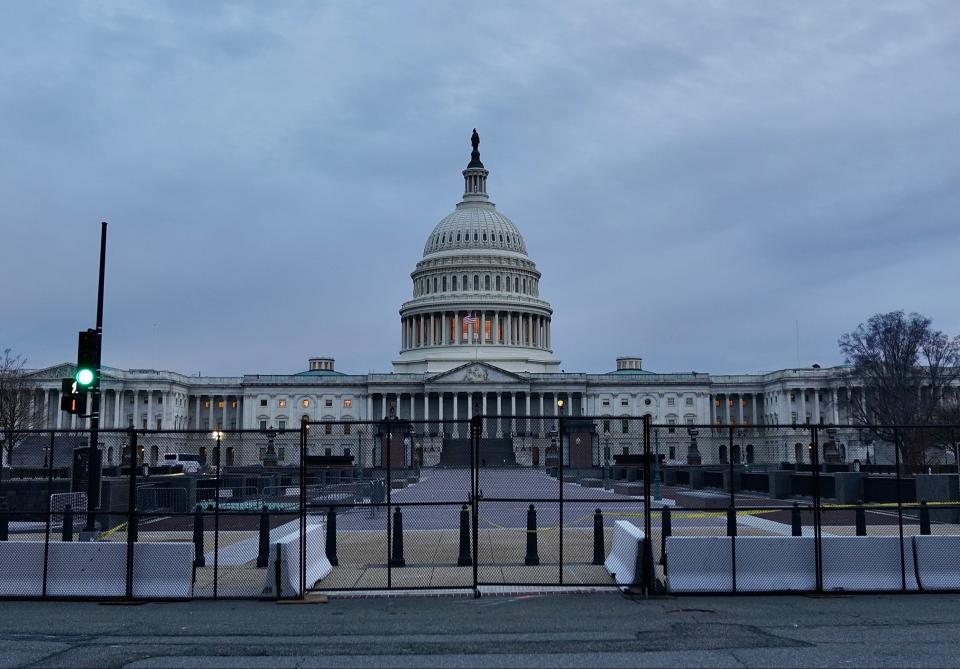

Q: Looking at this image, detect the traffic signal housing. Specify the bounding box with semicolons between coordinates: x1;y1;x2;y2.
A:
75;329;99;388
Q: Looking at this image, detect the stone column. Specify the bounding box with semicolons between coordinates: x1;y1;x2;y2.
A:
737;394;744;426
423;392;429;422
222;396;229;430
55;390;62;429
134;391;140;429
430;313;436;346
453;393;459;437
832;388;839;425
115;390;122;428
800;389;807;424
752;394;759;426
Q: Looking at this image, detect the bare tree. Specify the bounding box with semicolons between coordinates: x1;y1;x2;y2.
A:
839;311;960;464
0;348;43;468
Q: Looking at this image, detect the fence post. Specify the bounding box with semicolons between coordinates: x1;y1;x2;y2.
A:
524;504;540;566
593;509;605;566
212;432;222;599
726;506;737;537
62;504;73;542
0;497;7;541
641;415;654;595
125;430;138;600
300;417;308;598
390;506;405;567
470;415;481;597
855;500;867;536
325;505;338;566
727;425;736;593
791;502;802;536
810;426;823;593
458;504;472;566
257;505;270;568
893;427;907;592
919;500;931;536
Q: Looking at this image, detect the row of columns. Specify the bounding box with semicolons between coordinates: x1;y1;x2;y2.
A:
401;310;550;350
712;387;863;427
30;388;193;430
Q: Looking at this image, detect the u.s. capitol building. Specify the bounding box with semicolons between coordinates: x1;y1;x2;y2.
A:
26;131;869;465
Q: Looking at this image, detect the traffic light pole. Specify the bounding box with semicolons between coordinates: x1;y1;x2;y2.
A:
84;222;107;533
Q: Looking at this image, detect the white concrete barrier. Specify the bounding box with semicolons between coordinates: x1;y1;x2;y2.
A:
262;523;331;597
0;541;194;598
604;520;645;589
132;543;195;598
821;536;918;591
913;535;960;591
734;537;816;592
0;542;45;596
665;537;732;593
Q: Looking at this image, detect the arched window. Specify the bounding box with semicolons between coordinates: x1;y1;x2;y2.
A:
505;276;511;292
719;445;727;464
474;275;479;290
515;277;520;292
522;278;527;293
795;443;803;463
442;276;447;291
474;231;478;241
452;275;458;291
482;232;487;241
485;275;491;290
495;275;501;291
433;277;438;292
746;444;755;464
150;445;159;466
456;233;461;242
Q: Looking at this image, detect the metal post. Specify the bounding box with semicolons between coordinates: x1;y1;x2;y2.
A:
326;505;338;566
919;500;931;535
653;427;661;501
811;426;823;593
42;431;55;597
125;430;138;599
641;415;653;595
85;221;107;532
386;420;392;589
300;418;308;597
458;504;472;566
855;500;867;536
893;427;906;592
257;505;270;568
471;415;480;596
558;404;564;585
212;432;221;598
390;506;405;567
791;502;802;537
728;425;736;593
660;506;672;565
192;504;205;568
524;504;539;565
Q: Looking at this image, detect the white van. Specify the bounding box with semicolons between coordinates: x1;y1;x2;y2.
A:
163;453;202;473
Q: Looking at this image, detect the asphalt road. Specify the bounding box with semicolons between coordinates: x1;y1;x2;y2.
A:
3;593;960;668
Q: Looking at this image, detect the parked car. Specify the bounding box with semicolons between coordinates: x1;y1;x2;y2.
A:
162;453;201;473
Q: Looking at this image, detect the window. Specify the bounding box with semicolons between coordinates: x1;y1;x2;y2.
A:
621;419;629;434
452;275;458;291
484;275;490;290
278;420;286;432
514;277;520;291
473;275;479;290
260;399;267;407
325;399;333;407
433;277;438;292
278;399;287;408
343;399;353;409
495;275;501;291
325;423;332;434
259;420;267;430
442;276;447;292
728;399;734;408
667;397;675;406
686;397;694;406
231;400;238;408
156;418;161;430
203;400;210;409
621;400;629;407
669;446;676;459
714;398;720;407
344;422;351;435
601;399;610;407
603;420;610;433
302;399;310;408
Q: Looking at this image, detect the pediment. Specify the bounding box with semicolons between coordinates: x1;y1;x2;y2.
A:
26;363;75;380
426;362;526;385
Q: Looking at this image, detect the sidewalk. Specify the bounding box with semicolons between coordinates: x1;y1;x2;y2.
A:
4;592;960;668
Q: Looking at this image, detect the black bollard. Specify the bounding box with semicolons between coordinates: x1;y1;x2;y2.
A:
524;504;540;566
326;506;338;566
855;500;867;536
726;506;736;537
660;506;672;565
791;502;802;537
457;504;472;566
256;505;270;568
0;497;8;542
129;509;138;543
593;509;605;566
62;504;74;542
193;504;205;567
920;500;931;536
390;507;405;567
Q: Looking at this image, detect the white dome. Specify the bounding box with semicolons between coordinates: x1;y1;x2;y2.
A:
423;202;527;257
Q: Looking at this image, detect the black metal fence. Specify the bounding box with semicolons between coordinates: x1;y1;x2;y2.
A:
1;419;959;599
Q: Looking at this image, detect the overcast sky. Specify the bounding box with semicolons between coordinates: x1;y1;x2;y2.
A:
2;1;959;377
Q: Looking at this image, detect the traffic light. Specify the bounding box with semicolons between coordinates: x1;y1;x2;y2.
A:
75;329;99;388
60;378;87;415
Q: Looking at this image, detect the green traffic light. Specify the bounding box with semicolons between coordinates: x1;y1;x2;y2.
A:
76;368;95;387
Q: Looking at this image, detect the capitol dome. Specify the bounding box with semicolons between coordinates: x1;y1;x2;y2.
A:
393;130;560;374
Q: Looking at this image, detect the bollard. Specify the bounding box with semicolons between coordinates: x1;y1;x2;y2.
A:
726;506;736;537
457;504;472;566
390;507;405;567
524;504;540;566
659;506;672;565
129;510;138;543
62;504;74;542
855;500;867;536
920;500;931;536
0;497;8;542
592;509;605;566
256;505;270;568
791;502;802;537
326;506;339;566
193;504;205;568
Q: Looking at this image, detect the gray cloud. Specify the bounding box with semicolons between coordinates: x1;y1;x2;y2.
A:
2;1;958;376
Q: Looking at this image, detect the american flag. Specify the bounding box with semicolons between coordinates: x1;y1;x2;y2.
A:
462;313;478;326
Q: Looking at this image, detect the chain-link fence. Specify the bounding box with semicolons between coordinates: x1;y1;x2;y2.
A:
1;421;959;599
